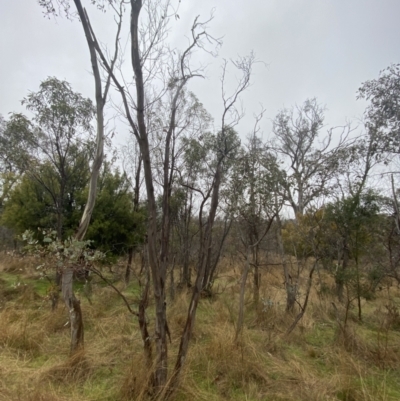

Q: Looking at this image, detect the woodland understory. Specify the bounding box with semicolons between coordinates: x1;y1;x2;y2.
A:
1;0;400;400
1;252;400;401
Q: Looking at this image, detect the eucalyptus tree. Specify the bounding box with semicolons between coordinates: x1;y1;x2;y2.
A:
1;151;89;237
2;77;98;352
324;191;383;320
227;127;280;339
358;64;400;158
192;127;241;294
90;4;253;392
272;98;350;217
227;122;281;305
120;137;143;285
382;176;400;284
38;0;121;353
318;66;400;304
4;78;95;241
331;125;385;304
0;113;33;175
0;114;34;211
352;65;400;300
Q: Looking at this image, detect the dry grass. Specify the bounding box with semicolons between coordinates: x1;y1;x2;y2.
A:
1;256;400;400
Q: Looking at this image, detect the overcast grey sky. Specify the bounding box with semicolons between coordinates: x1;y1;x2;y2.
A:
1;0;400;141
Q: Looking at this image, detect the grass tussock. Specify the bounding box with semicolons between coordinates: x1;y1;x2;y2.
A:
40;351;92;384
1;256;400;400
0;307;45;356
120;354;157;401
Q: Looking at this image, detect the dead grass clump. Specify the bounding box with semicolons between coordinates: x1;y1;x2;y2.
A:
18;391;66;401
264;275;284;291
186;324;270;398
364;306;400;369
334;324;366;354
18;283;43;305
0;286;22;304
0;283;42;308
41;308;70;334
329;352;393;401
167;291;190;334
254;302;294;338
40;350;92;384
309;298;332;324
0;308;44;355
120;354;155;401
383;301;400;330
91;286;127;316
2;258;29;273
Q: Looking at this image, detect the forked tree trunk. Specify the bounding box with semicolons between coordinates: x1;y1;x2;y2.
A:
59;0;117;354
286;261;316;335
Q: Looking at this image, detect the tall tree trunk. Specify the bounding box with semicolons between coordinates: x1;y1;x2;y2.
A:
125;247;134;286
129;0;169;386
236;246;250;341
253;246;260;305
203;217;232;294
335;241;349;303
61;268;84;354
138;245;153;369
60;0;118;354
139;137;168;388
169;256;175;301
181;192;193;288
276;212;296;312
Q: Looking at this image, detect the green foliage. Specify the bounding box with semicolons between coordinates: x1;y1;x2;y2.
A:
1;171;57;234
1;155;90;238
324;190;384;258
1;164;146;256
317;191;389;304
282;209;326;259
358;64;400;155
21;228;104;275
228;134;282;218
0;77;147;257
82;165;147;255
0;113;35;173
22;77;94;136
0;77;95;241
